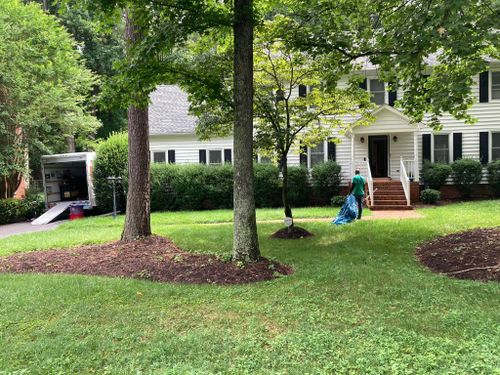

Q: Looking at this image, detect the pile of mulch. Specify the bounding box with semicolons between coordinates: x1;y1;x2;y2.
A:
416;227;499;282
0;236;293;285
271;226;313;239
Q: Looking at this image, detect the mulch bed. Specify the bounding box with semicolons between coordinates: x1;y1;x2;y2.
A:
271;226;313;239
0;236;293;285
416;227;500;282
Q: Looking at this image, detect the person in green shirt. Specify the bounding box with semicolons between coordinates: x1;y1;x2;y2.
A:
349;169;366;219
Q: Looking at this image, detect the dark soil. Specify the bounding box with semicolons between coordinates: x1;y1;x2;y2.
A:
416;227;500;282
0;236;293;285
271;226;313;239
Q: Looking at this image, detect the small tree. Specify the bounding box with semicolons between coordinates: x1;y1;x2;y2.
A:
250;25;373;229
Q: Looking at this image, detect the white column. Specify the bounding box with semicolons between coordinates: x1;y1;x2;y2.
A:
413;131;420;182
350;133;355;179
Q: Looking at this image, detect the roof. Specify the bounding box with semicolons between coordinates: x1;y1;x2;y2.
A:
149;85;197;135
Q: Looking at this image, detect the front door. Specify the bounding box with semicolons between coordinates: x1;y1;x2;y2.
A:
368;135;388;177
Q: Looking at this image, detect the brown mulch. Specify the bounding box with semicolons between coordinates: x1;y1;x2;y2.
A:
0;236;293;285
416;227;500;282
271;226;313;239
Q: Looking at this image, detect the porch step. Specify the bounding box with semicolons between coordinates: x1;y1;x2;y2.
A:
373;199;408;205
370;205;413;211
374;195;406;200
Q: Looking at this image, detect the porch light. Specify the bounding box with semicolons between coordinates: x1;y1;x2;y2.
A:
393;136;398;142
360;137;365;143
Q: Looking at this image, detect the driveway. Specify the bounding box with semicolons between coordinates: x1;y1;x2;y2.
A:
0;221;64;239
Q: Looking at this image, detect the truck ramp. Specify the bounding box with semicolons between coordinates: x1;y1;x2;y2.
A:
31;201;74;225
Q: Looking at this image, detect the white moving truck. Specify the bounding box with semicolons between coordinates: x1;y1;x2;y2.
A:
32;152;96;225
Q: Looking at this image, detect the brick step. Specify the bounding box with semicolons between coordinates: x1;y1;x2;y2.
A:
370;205;413;211
375;190;405;195
373;199;408;205
374;195;407;200
373;182;403;186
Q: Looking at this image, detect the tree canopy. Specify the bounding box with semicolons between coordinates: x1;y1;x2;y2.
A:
0;0;100;197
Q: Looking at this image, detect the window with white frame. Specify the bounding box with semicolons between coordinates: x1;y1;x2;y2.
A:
310;142;325;167
434;134;449;164
153;151;166;163
369;79;385;105
492;71;500;100
208;150;222;165
492;132;500;160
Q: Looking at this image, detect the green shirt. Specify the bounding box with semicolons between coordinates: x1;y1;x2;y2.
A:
352;175;365;196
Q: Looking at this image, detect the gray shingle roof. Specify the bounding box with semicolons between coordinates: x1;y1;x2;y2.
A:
149;85;197;135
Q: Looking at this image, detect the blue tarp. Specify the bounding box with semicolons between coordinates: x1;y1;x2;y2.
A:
332;194;358;225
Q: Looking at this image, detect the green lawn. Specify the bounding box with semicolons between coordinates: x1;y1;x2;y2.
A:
0;201;499;374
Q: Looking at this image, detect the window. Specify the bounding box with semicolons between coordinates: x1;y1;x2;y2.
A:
492;133;500;160
310;142;325;167
208;150;222;164
434;134;449;164
369;79;385;105
153;151;166;163
492;72;500;100
258;156;272;164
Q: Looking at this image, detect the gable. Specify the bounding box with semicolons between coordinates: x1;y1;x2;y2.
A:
355;105;418;134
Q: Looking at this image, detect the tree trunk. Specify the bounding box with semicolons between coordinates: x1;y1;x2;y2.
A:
66;136;75;153
281;154;293;221
121;9;152;241
232;0;260;262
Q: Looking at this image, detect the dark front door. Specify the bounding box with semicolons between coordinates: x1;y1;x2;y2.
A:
369;136;389;177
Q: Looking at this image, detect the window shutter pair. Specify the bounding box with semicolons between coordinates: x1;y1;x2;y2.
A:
359;79;367;91
388;82;397;107
422;134;431;162
298;84;307;98
199;150;207;164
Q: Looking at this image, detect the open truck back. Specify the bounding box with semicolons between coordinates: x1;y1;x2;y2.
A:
32;152;96;225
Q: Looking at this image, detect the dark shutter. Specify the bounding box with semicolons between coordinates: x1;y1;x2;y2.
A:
298;84;307;98
359;78;367;90
167;150;175;164
199;149;207;164
388;85;397;107
452;133;462;161
224;149;232;164
479;132;489;165
299;142;308;166
422;134;431;162
327;139;336;161
479;71;489;103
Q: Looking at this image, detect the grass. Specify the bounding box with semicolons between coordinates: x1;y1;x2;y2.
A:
0;201;499;374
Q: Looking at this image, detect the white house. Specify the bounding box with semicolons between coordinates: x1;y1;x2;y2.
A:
148;64;500;209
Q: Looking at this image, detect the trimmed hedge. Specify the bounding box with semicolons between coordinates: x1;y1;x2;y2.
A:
287;166;309;207
420;189;440;204
487;160;500;197
0;195;45;225
451;158;483;198
311;161;342;204
93;132;128;212
421;162;452;189
254;163;281;208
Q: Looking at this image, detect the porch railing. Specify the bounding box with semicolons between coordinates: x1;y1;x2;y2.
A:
365;158;374;207
402;159;416;181
399;157;411;206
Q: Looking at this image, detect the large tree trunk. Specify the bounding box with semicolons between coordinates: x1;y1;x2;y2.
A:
121;9;152;241
232;0;260;262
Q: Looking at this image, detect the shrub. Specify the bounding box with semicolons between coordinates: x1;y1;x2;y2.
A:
487;160;500;197
0;195;44;225
451;158;483;198
311;161;342;204
421;162;452;189
93;132;128;212
253;163;280;208
150;164;178;211
420;189;441;204
286;166;309;207
331;195;346;207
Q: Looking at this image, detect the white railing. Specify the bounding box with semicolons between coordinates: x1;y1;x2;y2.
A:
400;157;411;206
366;158;374;207
402;159;416;181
